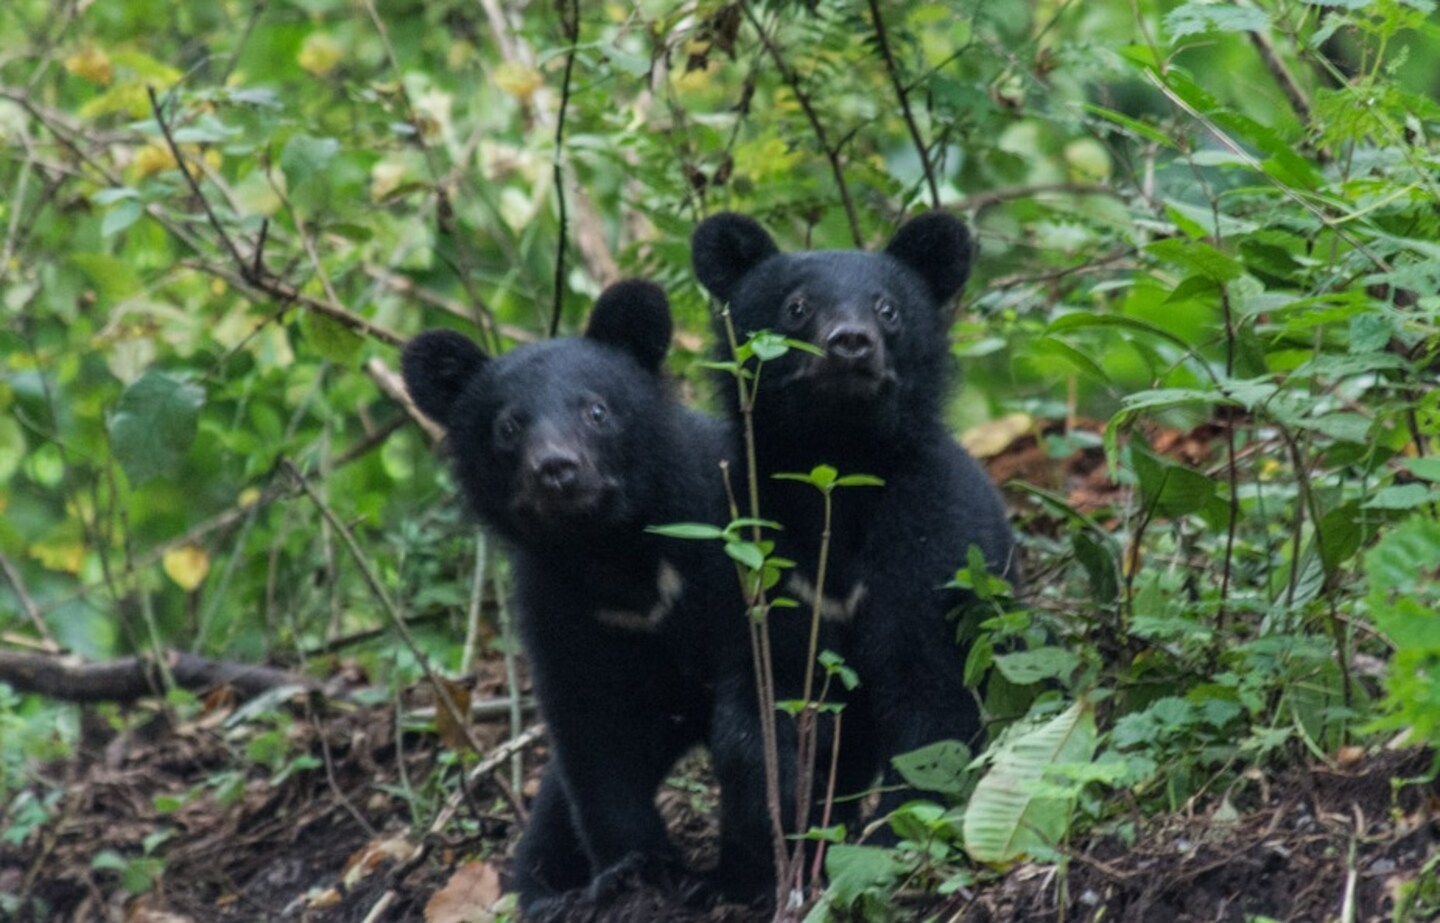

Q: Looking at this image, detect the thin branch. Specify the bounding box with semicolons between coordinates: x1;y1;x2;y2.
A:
741;1;863;247
549;0;580;338
147;86;254;277
187;258;406;347
0;552;57;651
865;0;939;207
361;264;534;344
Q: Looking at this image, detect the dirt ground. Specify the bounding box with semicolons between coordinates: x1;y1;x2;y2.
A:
1;690;1435;923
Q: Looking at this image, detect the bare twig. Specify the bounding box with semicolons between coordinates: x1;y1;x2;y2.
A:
549;0;581;338
0;552;57;651
147;86;255;277
365;357;445;443
865;0;939;207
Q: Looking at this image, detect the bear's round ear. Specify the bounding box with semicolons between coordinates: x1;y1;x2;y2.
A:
691;212;780;305
401;330;488;425
585;279;673;374
884;212;975;305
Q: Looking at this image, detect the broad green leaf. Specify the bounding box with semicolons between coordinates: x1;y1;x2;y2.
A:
1146;238;1243;282
725;540;765;571
1165;3;1269;39
892;740;972;795
1132;447;1216;518
279;134;340;189
1362;484;1439;510
109;369;205;484
964;700;1097;865
299;311;363;364
101;199;144;238
994;648;1081;685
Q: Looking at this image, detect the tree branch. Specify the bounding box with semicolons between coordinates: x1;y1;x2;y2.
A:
550;0;580;338
865;0;939;207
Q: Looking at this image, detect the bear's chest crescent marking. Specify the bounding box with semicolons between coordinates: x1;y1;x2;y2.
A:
592;560;685;633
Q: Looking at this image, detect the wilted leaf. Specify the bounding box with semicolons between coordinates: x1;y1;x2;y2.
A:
434;677;473;753
163;545;210;592
426;861;502;923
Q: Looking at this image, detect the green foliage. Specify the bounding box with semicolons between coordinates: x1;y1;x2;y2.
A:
963;700;1098;865
1364;515;1440;746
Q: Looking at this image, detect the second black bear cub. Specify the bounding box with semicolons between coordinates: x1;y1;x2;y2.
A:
692;212;1018;888
402;282;733;917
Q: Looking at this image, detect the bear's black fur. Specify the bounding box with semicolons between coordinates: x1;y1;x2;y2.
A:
692;212;1019;894
402;281;737;918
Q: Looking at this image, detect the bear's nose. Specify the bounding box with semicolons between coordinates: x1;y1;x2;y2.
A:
825;324;877;361
534;453;580;491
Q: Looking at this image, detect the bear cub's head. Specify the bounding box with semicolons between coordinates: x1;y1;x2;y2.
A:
692;211;973;426
402;281;675;546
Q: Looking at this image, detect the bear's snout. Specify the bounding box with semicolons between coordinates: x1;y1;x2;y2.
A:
825;322;877;362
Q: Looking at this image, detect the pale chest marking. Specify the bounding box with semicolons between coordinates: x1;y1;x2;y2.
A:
785;572;867;623
593;560;684;632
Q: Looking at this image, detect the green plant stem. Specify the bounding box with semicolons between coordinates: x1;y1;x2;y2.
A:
719;308;791;904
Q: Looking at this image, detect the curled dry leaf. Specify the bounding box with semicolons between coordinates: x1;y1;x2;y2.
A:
425;861;503;923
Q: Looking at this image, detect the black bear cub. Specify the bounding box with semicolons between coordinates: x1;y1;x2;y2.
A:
402;281;734;918
692;212;1019;891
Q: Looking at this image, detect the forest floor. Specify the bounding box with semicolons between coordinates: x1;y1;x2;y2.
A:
2;672;1435;923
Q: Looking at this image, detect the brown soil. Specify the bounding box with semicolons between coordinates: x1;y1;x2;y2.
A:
3;692;1435;923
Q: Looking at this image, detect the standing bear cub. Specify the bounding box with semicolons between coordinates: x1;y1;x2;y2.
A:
402;281;734;919
692;211;1019;889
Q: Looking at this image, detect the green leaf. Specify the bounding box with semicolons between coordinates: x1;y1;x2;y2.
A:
646;522;727;540
725;540;765;571
70;253;142;303
1132;447;1216;518
109;369;205;484
963;700;1098;865
891;740;972;795
1146;238;1243;282
818;845;910;913
101;199;144;238
279;134;340;189
299;311;363;364
834;474;885;488
994;648;1081;685
1083;103;1177;148
1165;3;1269;39
1362;484;1438;510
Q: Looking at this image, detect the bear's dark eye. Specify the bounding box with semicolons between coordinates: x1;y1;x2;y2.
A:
784;294;811;323
495;414;521;448
874;297;899;326
584;400;609;427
